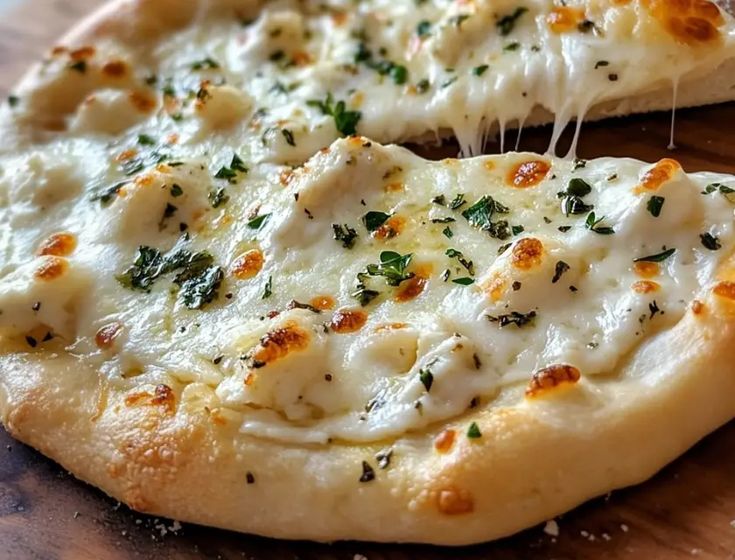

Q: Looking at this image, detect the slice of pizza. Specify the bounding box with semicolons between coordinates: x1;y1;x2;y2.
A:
2;0;735;158
2;133;735;544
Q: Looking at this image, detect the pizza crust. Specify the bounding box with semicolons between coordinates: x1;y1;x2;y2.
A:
3;283;735;544
3;0;735;546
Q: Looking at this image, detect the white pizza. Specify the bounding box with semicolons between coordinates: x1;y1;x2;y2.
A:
1;0;735;546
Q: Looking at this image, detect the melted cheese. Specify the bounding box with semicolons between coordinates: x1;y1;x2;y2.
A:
1;0;735;445
3;0;734;158
2;135;735;444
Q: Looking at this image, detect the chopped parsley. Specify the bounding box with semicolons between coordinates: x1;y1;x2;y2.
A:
416;78;431;93
552;260;570;283
445;248;474;275
472;64;489;76
416;20;432;38
442;226;453;238
68;60;87;73
702;182;735;203
461;195;511;240
7;95;19;107
419;368;434;391
467;422;482;439
503;42;521;52
452;277;474;285
137;134;156;146
362;211;391;232
352;277;380;306
190;57;220;70
496;7;527;36
647;195;665;217
487;310;537;328
170;184;183;197
584;212;614;235
307;93;361;136
332;223;358;248
90;181;126;206
558;178;594;216
365;251;414;286
116;236;223;309
700;232;721;251
247;213;271;230
359;461;375;483
262;275;273;299
208;187;229;208
214;154;248;183
281;128;296;146
633;248;675;263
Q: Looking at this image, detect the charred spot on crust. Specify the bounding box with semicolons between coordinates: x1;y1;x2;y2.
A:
34;256;68;281
507;160;551;188
37;232;77;257
250;321;310;366
526;364;581;397
330;309;368;334
436;486;474;515
511;238;544;270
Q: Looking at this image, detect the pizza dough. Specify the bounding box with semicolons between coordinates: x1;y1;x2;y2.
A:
2;0;735;546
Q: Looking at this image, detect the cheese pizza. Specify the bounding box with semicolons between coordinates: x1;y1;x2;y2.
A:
2;0;735;546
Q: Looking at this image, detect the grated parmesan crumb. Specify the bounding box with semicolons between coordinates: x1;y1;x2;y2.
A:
543;520;559;537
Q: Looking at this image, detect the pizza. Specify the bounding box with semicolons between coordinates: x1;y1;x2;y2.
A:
2;0;735;547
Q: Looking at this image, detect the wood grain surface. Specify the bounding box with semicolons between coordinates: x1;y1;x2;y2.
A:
2;1;735;559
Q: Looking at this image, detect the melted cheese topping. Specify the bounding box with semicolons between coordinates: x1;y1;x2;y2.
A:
1;0;735;445
2;0;734;157
2;134;735;443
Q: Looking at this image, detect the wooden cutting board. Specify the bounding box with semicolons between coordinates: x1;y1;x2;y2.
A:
2;1;735;558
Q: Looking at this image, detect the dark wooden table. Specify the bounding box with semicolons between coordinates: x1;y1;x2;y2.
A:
2;1;735;558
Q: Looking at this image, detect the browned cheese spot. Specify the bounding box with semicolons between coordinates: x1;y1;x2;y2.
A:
546;6;586;33
644;0;723;45
633;261;660;278
128;90;156;113
251;321;310;365
330;309;368;334
101;60;128;77
511;238;544;270
231;249;264;280
34;256;68;281
713;281;735;300
434;429;456;454
37;232;77;257
633;158;681;193
691;299;705;315
95;322;123;350
632;280;660;293
526;364;581;397
507;160;551;188
310;295;335;311
436;486;474;515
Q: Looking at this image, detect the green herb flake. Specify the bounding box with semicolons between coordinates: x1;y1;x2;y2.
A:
262;275;273;299
365;251;414;286
333;224;358;249
503;42;521;52
208;187;229;208
452;277;474;286
647;195;665;217
442;226;453;238
446;248;474;275
137;134;156;146
191;57;220;70
487;310;537;328
362;211;391;232
416;78;431;93
416;20;432;38
91;181;126;206
497;7;527;36
68;60;87;73
551;261;570;283
307;93;361;136
170;184;183;197
584;212;614;235
702;182;735;203
467;422;482;439
247;213;271;230
700;232;721;251
419;368;434;392
633;248;676;263
472;64;489;76
7;95;19;107
281;128;296;146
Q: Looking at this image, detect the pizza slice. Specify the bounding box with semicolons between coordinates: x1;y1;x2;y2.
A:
3;0;735;159
2;134;735;544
